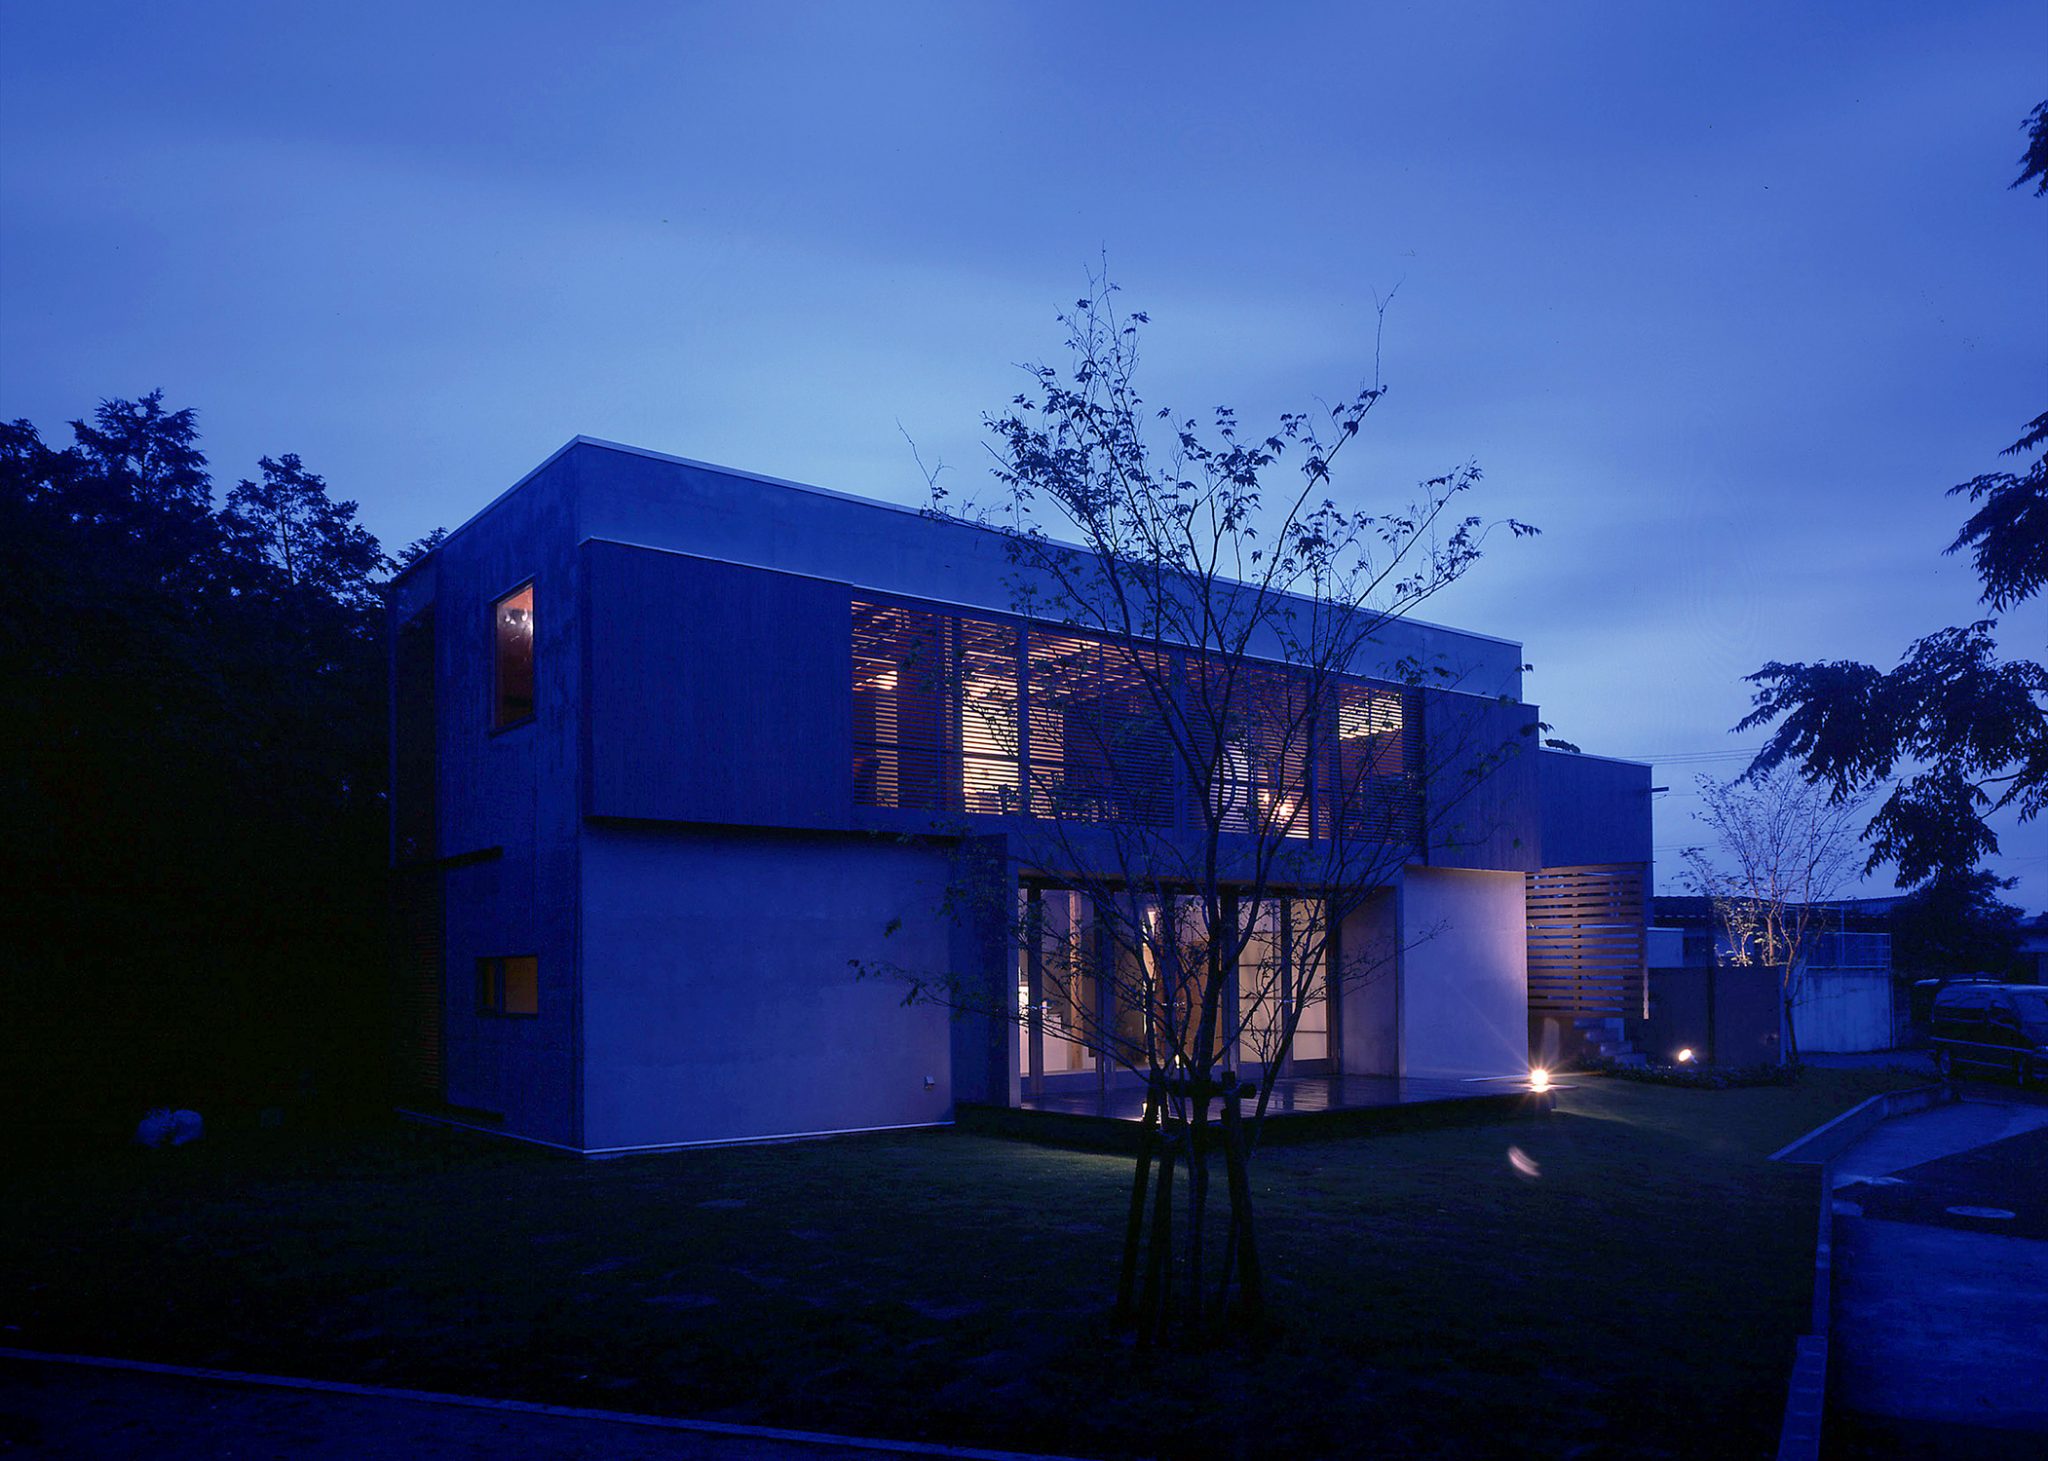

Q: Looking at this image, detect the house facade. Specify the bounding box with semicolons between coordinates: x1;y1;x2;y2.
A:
389;438;1651;1153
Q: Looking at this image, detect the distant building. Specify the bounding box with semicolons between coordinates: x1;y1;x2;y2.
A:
388;438;1651;1152
1646;896;1895;1060
2019;914;2048;983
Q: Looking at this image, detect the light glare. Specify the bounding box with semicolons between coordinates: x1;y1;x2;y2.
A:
1528;1067;1551;1093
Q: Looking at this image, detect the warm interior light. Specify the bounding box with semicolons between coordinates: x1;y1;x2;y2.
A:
1528;1067;1551;1093
1676;1047;1696;1064
1338;695;1403;740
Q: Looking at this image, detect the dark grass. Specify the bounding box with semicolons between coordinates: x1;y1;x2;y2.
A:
0;1070;1921;1459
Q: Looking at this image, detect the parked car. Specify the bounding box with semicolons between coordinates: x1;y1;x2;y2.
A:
1930;983;2048;1085
1907;974;2003;1032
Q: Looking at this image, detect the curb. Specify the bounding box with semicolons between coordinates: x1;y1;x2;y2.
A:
1766;1081;1953;1461
0;1347;1086;1461
1767;1081;1953;1166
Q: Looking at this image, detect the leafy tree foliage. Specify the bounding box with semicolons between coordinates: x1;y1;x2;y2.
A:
396;525;448;571
1739;102;2048;888
1887;868;2026;981
221;453;387;611
2014;99;2048;198
1;395;401;1130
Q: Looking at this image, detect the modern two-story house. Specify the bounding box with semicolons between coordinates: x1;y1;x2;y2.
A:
389;437;1651;1153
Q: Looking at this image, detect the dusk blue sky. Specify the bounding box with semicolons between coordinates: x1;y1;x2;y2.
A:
4;1;2043;907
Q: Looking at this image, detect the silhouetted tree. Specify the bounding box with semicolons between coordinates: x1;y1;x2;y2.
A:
1888;869;2026;981
872;278;1536;1344
397;526;448;571
221;453;388;611
2013;100;2048;198
1;395;394;1132
1739;102;2048;887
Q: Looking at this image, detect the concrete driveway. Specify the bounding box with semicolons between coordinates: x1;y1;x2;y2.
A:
1827;1090;2048;1458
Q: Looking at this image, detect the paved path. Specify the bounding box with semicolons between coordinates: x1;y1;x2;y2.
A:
1828;1093;2048;1458
0;1351;1063;1461
1804;1051;1939;1076
1829;1097;2048;1196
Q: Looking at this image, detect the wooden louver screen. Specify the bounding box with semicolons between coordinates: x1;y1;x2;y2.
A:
1525;863;1647;1017
1029;629;1175;827
1192;658;1312;837
853;601;1022;815
1326;683;1420;846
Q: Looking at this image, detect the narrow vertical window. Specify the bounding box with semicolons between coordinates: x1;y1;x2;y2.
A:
475;955;539;1017
493;583;535;728
501;956;539;1016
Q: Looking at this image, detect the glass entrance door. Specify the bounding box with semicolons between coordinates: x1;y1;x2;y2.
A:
1236;897;1332;1076
1019;885;1335;1092
1019;886;1101;1092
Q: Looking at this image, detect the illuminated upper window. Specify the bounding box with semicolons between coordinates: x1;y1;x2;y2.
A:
849;595;1417;844
493;583;534;728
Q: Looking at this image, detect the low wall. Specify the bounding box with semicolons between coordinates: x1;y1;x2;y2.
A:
1768;1082;1954;1461
1793;971;1893;1054
1640;964;1779;1066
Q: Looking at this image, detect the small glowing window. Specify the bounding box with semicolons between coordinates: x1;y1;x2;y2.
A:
493;583;535;728
476;955;539;1017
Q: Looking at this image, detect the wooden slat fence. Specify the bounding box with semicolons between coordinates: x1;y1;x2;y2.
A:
1526;863;1647;1018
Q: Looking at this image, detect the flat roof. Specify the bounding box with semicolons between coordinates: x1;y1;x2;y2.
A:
420;435;1524;653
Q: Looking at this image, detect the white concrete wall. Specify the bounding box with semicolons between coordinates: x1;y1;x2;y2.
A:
1794;969;1894;1053
579;824;960;1150
1399;867;1530;1079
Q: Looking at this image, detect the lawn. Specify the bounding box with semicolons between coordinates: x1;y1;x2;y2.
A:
0;1069;1922;1459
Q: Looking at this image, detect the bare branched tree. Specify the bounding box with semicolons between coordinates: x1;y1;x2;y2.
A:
1679;770;1866;1065
865;276;1537;1345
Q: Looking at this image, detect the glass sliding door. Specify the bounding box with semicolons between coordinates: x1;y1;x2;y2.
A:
1020;883;1336;1092
1237;899;1283;1073
1287;898;1331;1068
1141;895;1214;1075
1019;884;1101;1092
1038;889;1098;1078
1232;897;1333;1075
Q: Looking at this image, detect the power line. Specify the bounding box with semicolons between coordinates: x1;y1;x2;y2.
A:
1621;746;1768;766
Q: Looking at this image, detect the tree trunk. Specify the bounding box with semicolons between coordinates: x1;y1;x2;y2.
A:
1218;1082;1263;1325
1115;1077;1163;1326
1138;1123;1178;1349
1185;1103;1210;1332
1780;962;1802;1065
